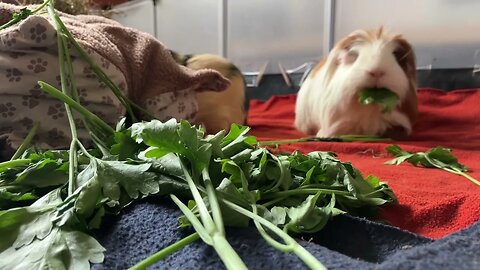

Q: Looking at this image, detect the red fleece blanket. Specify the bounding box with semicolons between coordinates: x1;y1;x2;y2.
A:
247;88;480;239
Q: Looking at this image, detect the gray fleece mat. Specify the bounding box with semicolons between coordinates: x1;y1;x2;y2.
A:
91;198;480;269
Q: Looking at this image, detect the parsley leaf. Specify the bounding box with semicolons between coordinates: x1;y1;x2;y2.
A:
0;227;104;270
0;189;62;251
75;159;159;205
386;144;480;186
358;87;399;113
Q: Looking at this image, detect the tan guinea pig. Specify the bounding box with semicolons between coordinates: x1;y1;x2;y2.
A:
170;51;246;134
295;27;418;140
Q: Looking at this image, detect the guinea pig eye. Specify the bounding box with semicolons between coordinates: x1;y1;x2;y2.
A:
393;49;407;63
344;50;358;64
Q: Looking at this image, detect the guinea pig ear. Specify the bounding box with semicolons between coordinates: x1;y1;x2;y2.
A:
393;36;416;84
393;36;418;125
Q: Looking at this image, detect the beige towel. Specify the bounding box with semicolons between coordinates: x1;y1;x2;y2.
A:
0;3;229;152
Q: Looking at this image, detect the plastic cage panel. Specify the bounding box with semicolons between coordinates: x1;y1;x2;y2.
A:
227;0;326;74
335;0;480;69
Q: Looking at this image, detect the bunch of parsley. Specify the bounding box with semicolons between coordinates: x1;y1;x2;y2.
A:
0;119;397;269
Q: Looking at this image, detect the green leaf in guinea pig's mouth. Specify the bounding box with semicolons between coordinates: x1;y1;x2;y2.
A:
357;87;399;113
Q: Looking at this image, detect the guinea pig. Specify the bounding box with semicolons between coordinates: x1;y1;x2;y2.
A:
170;51;246;134
295;27;417;140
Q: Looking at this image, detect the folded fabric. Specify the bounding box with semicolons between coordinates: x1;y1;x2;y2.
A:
247;88;480;239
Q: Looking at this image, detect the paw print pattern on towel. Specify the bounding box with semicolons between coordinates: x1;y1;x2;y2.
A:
29;23;48;43
118;82;126;92
178;101;186;113
29;84;47;99
100;57;110;69
0;125;14;134
78;88;88;103
48;103;66;120
0;102;17;118
101;96;114;105
115;106;124;116
54;75;72;89
6;68;23;82
5;37;16;47
47;128;65;145
170;92;179;103
22;85;46;108
146;96;168;112
22;95;39;108
31;46;48;52
83;66;96;79
8;52;27;59
55;75;61;87
98;79;107;89
27;58;48;73
91;110;107;121
19;117;34;131
74;118;86;129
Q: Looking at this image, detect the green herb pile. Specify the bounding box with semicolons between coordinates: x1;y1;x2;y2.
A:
358;87;399;113
0;119;397;269
0;2;397;269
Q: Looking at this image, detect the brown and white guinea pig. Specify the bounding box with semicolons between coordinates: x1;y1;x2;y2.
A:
170;51;246;134
295;27;418;140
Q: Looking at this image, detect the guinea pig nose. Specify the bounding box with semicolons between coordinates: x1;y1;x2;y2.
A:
367;69;385;78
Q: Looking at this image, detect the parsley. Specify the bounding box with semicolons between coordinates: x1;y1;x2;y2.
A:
386;145;480;186
258;134;391;147
358;87;399;113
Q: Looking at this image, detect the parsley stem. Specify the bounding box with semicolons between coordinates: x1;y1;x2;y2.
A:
180;161;216;234
32;0;52;14
0;0;50;30
261;188;350;201
10;122;40;160
361;187;391;198
74;139;96;160
224;200;326;270
170;194;213;245
170;195;248;270
48;12;155;121
173;161;247;270
258;135;391;146
0;159;32;172
443;167;480;186
48;2;79;196
129;232;200;270
203;169;225;235
38;81;115;138
211;232;248;270
261;197;287;208
48;13;136;121
258;137;342;146
67;140;77;195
